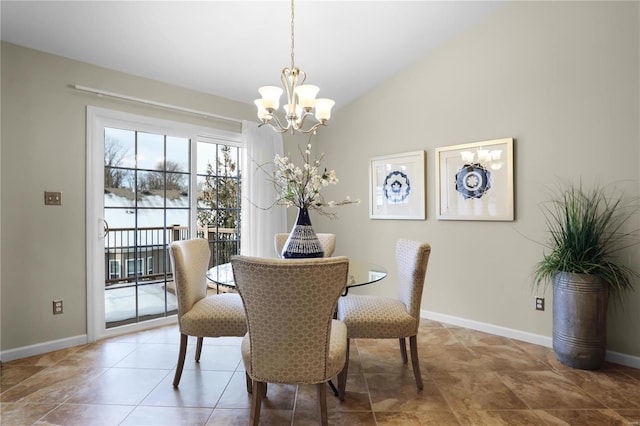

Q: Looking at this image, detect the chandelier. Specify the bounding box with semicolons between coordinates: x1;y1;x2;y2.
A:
254;0;335;134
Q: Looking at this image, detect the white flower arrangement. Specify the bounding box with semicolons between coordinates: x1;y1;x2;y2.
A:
272;142;359;218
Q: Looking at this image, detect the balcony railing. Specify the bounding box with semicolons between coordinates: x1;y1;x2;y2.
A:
104;225;239;328
104;225;239;287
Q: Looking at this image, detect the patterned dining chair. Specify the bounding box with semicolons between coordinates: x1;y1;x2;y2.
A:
168;238;247;387
231;255;349;426
274;233;336;258
336;239;431;390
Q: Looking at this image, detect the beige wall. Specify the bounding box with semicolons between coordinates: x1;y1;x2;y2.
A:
310;1;640;357
0;42;255;353
2;1;640;361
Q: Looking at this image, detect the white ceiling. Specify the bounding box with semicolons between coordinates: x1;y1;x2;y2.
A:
1;1;506;110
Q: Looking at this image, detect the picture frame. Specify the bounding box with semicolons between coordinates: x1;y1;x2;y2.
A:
435;138;514;221
369;150;426;220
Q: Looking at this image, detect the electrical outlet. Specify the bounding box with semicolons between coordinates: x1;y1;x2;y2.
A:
535;297;545;311
44;191;62;206
53;299;64;315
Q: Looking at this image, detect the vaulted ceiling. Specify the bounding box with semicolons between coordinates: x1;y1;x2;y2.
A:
1;1;506;109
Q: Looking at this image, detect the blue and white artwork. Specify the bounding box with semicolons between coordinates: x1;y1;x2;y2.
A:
369;151;425;220
455;163;492;199
383;170;411;203
435;138;514;221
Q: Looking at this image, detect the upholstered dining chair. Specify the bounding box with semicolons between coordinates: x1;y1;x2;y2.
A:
274;233;336;258
336;239;431;390
231;255;350;426
168;238;247;387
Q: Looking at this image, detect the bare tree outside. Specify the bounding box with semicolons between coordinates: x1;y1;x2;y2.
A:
104;135;131;189
138;161;187;192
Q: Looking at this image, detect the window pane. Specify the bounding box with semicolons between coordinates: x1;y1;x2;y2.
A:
168;173;189;208
166;209;189;228
167;136;189;172
137;132;164;170
137;208;168;228
109;260;121;279
105;169;135;207
218;145;239;177
104;208;136;247
106;287;136;324
105;128;135;169
137;170;165;195
197;144;241;229
139;282;176;318
197;142;217;174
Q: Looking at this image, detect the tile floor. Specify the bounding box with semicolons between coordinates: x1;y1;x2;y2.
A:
2;319;640;425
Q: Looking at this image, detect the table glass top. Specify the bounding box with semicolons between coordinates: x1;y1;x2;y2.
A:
207;259;387;289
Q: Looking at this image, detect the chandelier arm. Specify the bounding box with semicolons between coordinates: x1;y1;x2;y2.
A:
267;113;291;133
296;122;323;134
296;114;325;134
281;68;296;121
297;69;307;85
268;123;290;134
296;110;315;129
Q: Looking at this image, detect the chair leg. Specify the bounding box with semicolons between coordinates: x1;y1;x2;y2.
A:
337;338;349;401
245;372;252;394
250;381;266;426
173;333;188;387
316;382;328;426
195;337;204;362
409;335;423;390
399;337;408;364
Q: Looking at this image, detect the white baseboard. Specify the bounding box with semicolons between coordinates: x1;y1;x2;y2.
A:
421;310;640;369
1;316;177;363
1;334;88;363
606;350;640;369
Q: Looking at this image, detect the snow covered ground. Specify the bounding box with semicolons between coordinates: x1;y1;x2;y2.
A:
105;282;178;324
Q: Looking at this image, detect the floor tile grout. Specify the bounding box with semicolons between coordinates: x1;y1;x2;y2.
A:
2;320;640;425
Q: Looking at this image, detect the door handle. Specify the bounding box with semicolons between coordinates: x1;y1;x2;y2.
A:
99;218;109;238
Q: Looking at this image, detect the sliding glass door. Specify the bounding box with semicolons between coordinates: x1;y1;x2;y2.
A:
103;128;190;328
87;107;244;339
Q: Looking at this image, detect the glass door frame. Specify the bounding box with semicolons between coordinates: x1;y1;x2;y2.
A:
86;106;244;341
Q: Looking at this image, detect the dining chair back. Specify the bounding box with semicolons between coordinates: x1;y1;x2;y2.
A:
231;255;350;426
274;233;336;258
337;239;431;390
168;238;247;387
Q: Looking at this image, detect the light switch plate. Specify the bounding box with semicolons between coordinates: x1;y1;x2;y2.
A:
45;191;62;206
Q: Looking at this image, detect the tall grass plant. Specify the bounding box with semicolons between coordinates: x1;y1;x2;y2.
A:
534;183;639;299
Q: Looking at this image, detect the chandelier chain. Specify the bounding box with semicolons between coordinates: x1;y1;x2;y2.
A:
290;0;295;70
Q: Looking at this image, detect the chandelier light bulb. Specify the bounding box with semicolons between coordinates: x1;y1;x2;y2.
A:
314;98;335;121
283;103;303;121
254;99;270;120
294;84;319;110
258;86;283;111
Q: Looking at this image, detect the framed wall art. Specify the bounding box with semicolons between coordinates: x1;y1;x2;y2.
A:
369;150;426;220
435;138;514;221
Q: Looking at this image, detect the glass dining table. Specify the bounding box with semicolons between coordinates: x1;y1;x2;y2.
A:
206;259;388;295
